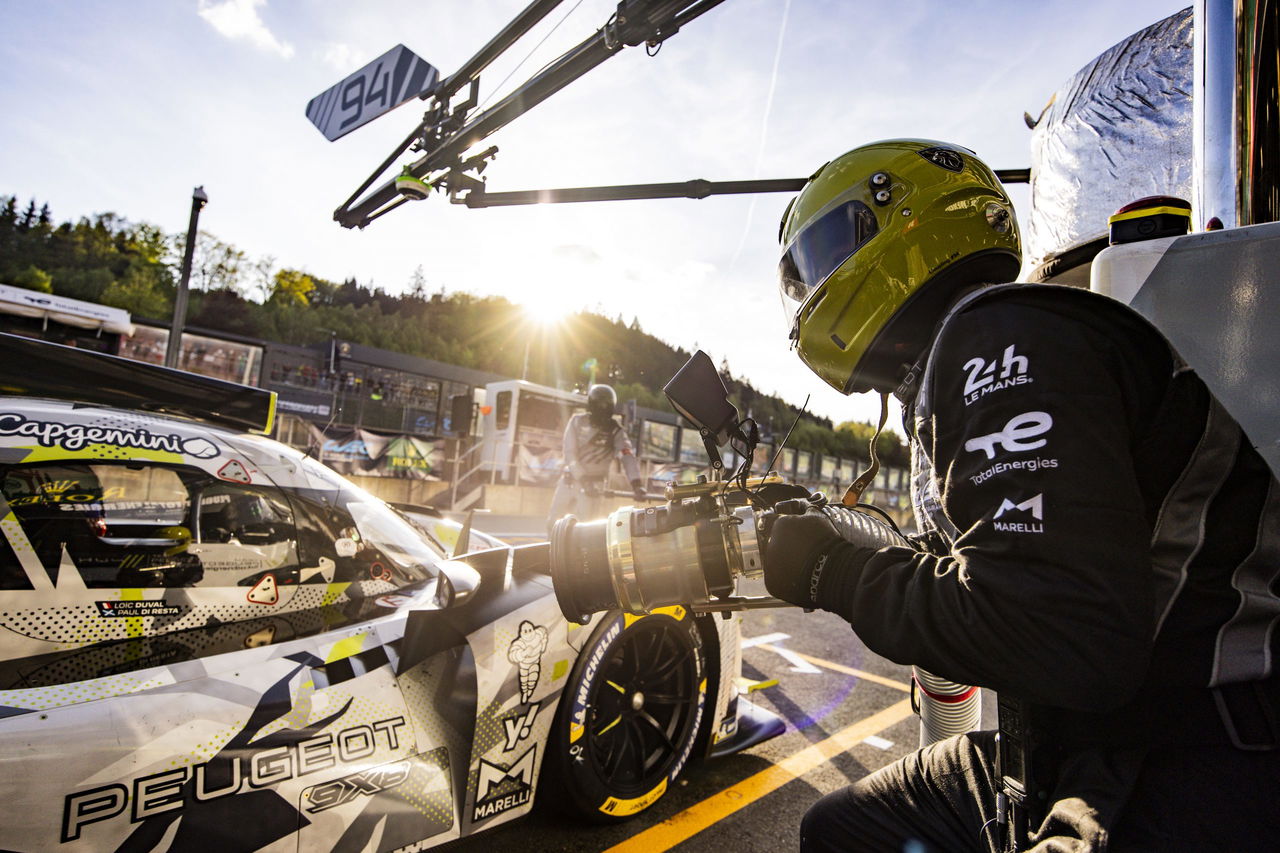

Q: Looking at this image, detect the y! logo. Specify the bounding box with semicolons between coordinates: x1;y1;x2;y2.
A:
963;345;1031;405
503;703;540;751
964;412;1052;460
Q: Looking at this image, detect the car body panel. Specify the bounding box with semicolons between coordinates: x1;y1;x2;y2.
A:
0;395;773;851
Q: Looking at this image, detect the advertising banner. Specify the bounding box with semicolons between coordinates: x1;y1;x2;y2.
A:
516;444;563;486
308;426;442;480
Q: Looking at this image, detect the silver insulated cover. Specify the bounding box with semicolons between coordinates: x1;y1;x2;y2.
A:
1026;9;1193;282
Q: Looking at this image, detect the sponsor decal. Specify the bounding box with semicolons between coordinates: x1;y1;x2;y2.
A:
502;702;541;751
600;779;668;817
217;460;252;484
667;676;706;783
278;399;332;417
95;600;182;618
808;553;828;603
62;715;407;842
472;747;536;821
247;573;279;605
963;345;1031;406
969;456;1059;486
196;556;270;573
0;413;218;457
963;411;1053;460
303;760;411;813
918;146;964;172
7;480;123;505
570;619;623;743
507;620;549;703
717;718;739;744
993;493;1045;534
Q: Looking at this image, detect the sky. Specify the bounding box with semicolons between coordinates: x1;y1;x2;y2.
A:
0;0;1190;433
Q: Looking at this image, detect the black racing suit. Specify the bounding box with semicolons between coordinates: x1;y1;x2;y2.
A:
802;284;1280;852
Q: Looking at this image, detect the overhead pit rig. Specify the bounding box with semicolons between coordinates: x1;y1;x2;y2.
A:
308;0;1278;477
306;0;1031;228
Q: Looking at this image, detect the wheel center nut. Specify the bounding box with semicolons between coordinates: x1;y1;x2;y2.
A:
631;691;645;711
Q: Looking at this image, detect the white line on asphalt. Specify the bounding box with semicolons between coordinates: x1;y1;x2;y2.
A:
742;633;822;673
741;632;790;648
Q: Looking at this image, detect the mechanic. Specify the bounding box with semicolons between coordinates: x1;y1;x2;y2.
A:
762;139;1280;852
547;384;645;530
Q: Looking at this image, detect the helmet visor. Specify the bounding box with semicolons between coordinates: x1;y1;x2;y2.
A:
779;199;879;323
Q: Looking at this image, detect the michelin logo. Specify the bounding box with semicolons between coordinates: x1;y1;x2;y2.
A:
964;412;1052;460
993;494;1044;533
963;345;1031;406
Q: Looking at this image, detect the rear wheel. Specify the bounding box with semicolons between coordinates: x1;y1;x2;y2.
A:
545;607;707;821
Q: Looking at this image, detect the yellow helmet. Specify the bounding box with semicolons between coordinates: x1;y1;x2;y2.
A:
778;139;1021;394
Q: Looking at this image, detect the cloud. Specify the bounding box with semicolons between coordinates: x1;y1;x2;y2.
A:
197;0;294;58
319;42;363;71
552;244;601;263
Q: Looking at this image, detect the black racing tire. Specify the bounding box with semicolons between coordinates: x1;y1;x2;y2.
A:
543;607;707;822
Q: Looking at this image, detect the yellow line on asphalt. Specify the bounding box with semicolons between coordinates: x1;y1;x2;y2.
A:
762;645;912;693
603;698;915;853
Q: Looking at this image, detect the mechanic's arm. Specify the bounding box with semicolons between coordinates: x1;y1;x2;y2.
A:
563;415;586;482
768;300;1166;712
612;427;644;495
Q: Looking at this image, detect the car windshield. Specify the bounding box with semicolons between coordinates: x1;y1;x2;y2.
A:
296;455;445;578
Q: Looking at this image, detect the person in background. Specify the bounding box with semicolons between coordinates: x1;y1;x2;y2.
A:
548;384;645;531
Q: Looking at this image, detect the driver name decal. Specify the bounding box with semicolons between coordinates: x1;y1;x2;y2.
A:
0;413;219;457
95;600;182;618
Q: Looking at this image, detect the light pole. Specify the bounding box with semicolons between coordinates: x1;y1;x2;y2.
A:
165;186;208;369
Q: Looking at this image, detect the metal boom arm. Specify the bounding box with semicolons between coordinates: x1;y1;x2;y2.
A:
335;0;730;229
452;170;1031;208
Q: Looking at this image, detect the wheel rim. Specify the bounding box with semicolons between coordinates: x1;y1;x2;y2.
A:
585;618;700;792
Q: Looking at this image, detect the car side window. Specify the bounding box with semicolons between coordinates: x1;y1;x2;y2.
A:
0;462;301;589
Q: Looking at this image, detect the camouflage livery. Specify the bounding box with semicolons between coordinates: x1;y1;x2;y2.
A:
0;398;757;851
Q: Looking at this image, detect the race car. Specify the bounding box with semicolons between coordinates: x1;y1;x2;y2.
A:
0;334;782;851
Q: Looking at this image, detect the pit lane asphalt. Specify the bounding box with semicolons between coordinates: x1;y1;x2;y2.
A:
441;604;936;853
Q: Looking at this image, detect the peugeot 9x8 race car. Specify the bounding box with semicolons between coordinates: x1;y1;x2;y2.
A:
0;334;782;852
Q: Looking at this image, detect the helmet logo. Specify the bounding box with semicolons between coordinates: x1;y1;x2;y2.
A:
918;147;964;173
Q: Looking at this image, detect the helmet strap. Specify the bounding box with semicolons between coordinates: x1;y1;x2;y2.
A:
841;391;891;507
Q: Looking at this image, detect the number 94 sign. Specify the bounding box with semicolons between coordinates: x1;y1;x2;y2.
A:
306;44;439;142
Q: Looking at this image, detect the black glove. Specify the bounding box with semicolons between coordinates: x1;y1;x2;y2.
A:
631;479;647;501
763;511;877;611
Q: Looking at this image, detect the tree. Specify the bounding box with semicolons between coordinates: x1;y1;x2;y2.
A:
248;255;277;303
408;265;427;299
171;229;247;293
270;268;315;306
9;264;53;293
100;274;168;318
